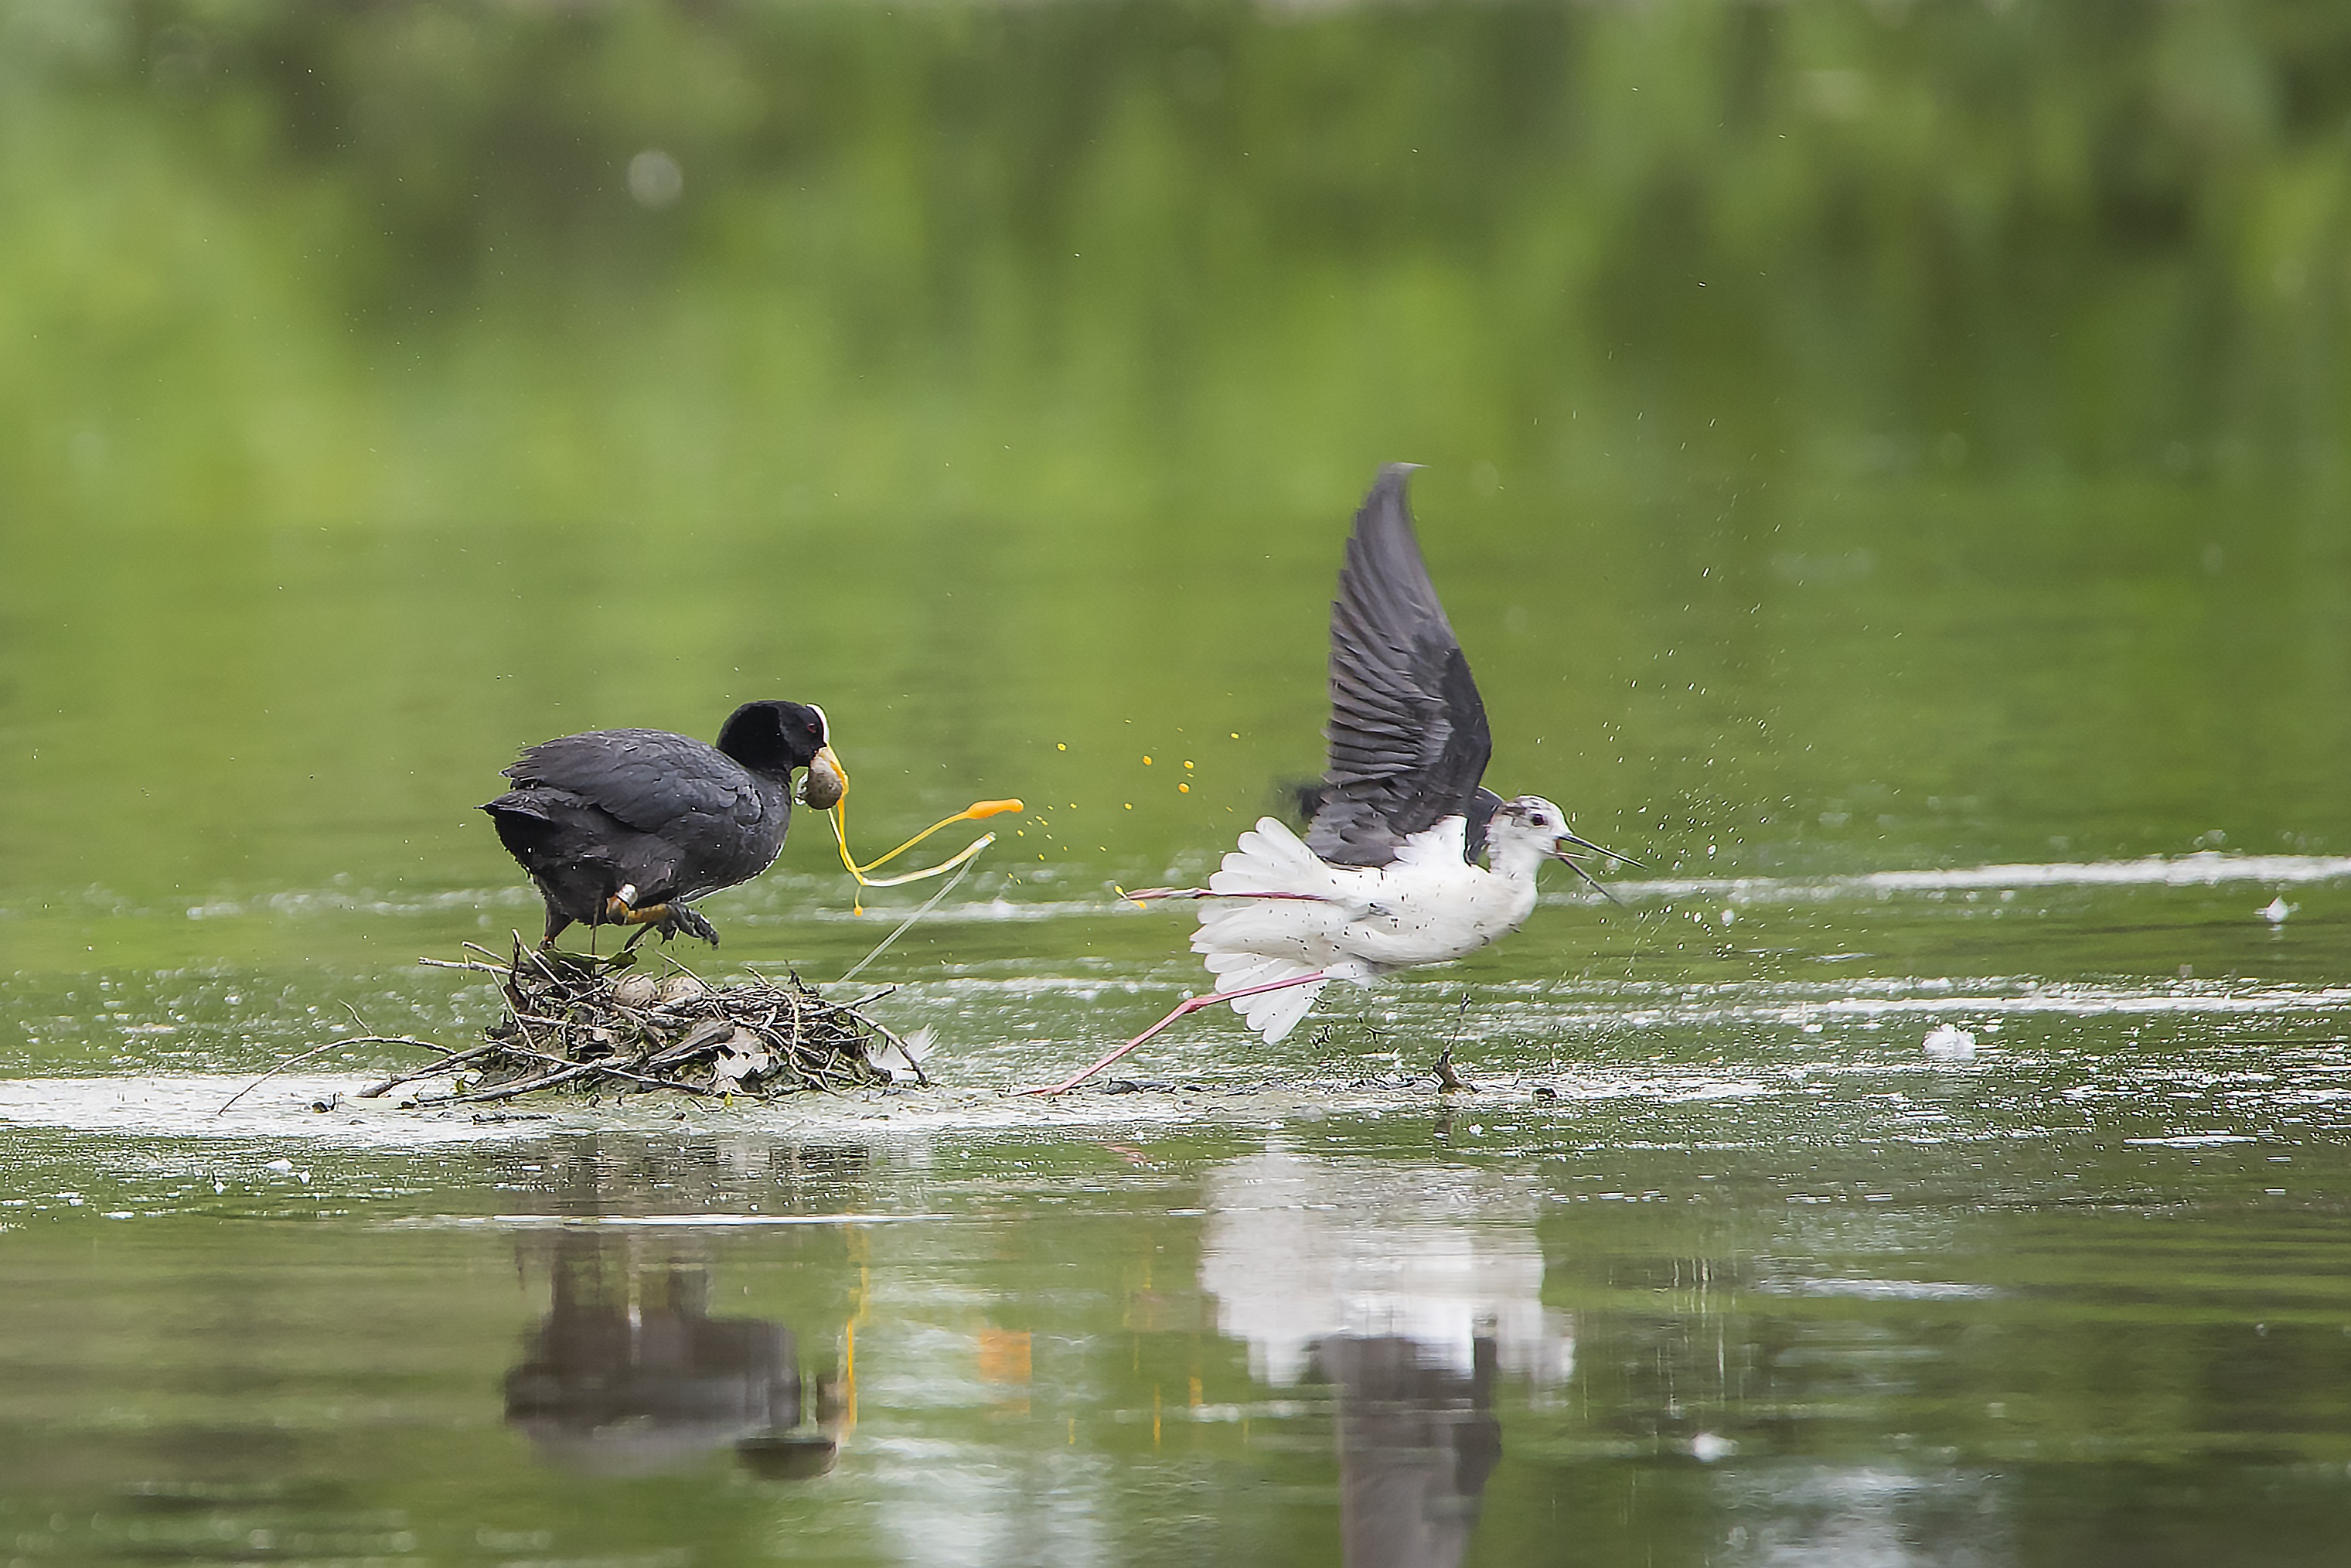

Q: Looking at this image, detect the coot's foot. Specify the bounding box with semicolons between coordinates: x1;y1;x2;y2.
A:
659;904;720;946
608;898;720;949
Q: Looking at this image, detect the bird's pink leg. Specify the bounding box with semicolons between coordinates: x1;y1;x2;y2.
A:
1019;970;1330;1096
1119;887;1337;904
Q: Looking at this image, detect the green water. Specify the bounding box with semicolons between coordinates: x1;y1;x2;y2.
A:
5;2;2351;1563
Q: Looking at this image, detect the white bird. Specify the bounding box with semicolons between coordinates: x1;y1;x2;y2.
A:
1026;464;1636;1094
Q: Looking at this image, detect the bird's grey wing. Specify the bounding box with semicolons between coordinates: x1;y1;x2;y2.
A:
503;729;765;837
1306;465;1494;867
1461;787;1506;864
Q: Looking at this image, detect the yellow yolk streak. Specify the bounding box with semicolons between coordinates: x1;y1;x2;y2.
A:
824;752;1023;913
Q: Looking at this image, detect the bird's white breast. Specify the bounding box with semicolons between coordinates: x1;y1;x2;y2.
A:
1334;841;1540;968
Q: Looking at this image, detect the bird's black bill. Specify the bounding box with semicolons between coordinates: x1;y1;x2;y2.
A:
1551;847;1627;906
1551;833;1637;906
1561;830;1644;869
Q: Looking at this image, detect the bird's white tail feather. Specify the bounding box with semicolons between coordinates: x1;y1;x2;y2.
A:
1190;817;1365;1042
1242;980;1323;1044
1193;816;1348;963
1191;898;1337;956
1208;816;1332;895
1199;951;1327;1043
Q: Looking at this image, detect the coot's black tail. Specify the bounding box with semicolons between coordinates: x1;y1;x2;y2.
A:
482;792;564;863
482;792;577;946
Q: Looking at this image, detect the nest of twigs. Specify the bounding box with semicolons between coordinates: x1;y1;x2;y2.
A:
359;940;923;1108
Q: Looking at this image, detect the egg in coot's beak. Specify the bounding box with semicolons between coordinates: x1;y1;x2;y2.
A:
800;745;847;810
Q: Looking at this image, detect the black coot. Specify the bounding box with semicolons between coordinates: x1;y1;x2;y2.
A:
482;700;843;949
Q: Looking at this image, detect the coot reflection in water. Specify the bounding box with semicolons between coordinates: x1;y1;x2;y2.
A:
502;1227;846;1479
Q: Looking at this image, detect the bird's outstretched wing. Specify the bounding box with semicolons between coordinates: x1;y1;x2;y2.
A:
1305;465;1493;867
503;729;769;835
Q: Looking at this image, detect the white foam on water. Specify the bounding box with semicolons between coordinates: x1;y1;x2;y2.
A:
0;1074;598;1144
2123;1133;2258;1147
383;1211;950;1229
1552;850;2351;908
1515;979;2351;1034
1753;1277;2001;1301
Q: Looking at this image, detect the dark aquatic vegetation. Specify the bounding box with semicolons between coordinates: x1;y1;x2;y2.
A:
1033;465;1640;1092
482;700;845;949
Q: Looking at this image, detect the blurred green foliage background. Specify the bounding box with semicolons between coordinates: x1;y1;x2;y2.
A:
6;0;2349;525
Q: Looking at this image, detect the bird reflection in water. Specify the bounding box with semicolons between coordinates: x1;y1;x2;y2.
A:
503;1229;847;1478
1202;1147;1569;1568
1314;1335;1503;1568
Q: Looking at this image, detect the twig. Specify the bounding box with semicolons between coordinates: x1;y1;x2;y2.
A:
437;1040;721;1100
439;1060;600;1106
860;1014;932;1087
358;1041;504;1099
655;949;712;989
646;1018;738;1070
516;939;570;989
219;1034;444;1114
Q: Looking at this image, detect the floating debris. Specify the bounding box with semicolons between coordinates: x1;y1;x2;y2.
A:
358;942;922;1107
1922;1023;1977;1061
866;1026;933;1086
2261;895;2293;925
1433;1046;1474;1093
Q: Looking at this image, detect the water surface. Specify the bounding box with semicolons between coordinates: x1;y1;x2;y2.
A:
5;3;2351;1563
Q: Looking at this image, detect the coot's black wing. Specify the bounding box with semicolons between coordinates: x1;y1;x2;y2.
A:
503;729;772;835
1304;465;1494;867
